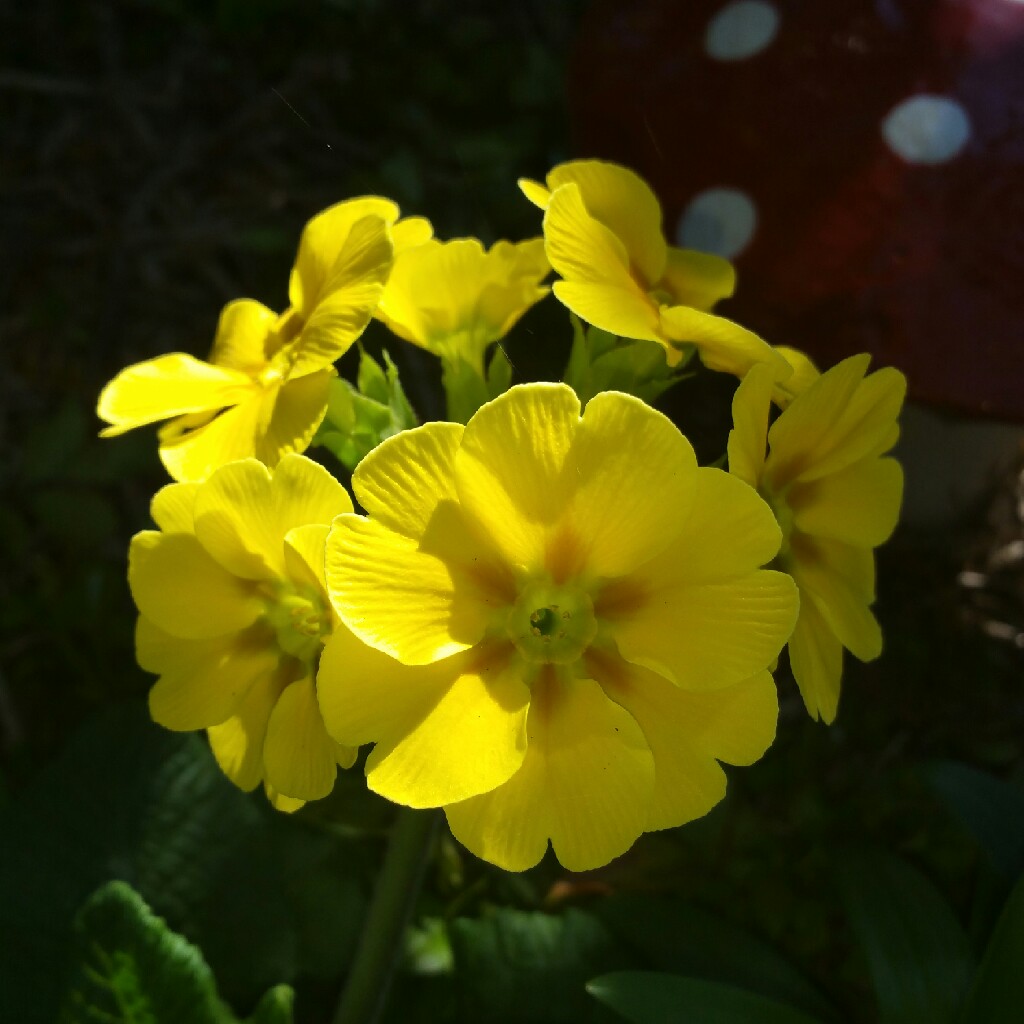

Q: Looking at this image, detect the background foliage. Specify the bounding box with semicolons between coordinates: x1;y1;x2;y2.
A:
2;1;1023;1021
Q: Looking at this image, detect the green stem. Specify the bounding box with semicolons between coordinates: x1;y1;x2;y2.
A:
332;807;440;1024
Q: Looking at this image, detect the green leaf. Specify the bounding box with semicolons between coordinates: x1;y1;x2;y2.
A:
59;880;293;1024
587;973;826;1024
357;346;391;404
960;871;1024;1023
924;761;1024;881
449;908;622;1023
835;848;974;1024
594;895;836;1020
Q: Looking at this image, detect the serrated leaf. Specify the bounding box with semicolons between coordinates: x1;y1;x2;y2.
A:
924;761;1024;881
960;871;1024;1024
59;881;294;1024
449;908;622;1023
587;972;826;1024
836;848;974;1024
594;895;836;1021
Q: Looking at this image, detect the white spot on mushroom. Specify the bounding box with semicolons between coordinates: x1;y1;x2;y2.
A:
676;188;758;259
704;1;780;62
882;94;971;165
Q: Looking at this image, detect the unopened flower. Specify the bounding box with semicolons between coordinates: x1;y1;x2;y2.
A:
129;454;355;809
728;355;905;723
520;159;788;380
98;198;431;481
376;237;549;373
318;384;797;871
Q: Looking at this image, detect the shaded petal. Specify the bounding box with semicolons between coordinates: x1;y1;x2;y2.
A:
265;785;306;814
659;306;787;379
545;160;667;284
659;247;735;310
262;675;339;801
391;215;433;254
157;391;268;483
208;299;276;374
150;483;199;534
257;369;333;465
727;362;773;488
552;280;661;343
771;346;820;408
454;383;580;570
326;514;490;664
289;215;393;375
98;354;254;436
139;617;279;730
284;523;330;594
289;197;398;313
207;667;289;791
787;598;844;724
790;536;882;662
607;570;798;691
129;531;262;639
319;629;528;806
790;457;903;546
593;652;776;830
570;391;698;577
445;674;655;872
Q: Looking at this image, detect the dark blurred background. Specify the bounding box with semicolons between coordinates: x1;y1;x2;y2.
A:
2;2;1024;1023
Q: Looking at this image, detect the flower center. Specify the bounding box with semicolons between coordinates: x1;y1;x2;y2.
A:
266;586;331;662
507;580;597;665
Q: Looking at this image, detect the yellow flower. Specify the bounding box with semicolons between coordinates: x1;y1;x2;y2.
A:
317;384;798;871
129;453;356;810
98;198;431;482
728;355;906;724
376;237;550;373
520;159;789;380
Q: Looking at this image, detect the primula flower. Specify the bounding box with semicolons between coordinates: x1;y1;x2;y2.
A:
129;453;356;810
728;355;906;723
98;198;431;482
317;383;798;871
376;236;550;373
520;159;788;380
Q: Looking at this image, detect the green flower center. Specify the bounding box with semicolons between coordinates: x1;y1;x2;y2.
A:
507;580;597;665
266;586;331;662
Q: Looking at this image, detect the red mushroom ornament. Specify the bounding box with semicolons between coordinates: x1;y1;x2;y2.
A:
570;0;1024;419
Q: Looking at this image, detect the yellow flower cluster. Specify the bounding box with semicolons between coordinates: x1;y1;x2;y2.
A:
102;160;906;871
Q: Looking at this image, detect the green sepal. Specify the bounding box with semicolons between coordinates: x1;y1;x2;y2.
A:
439;343;514;424
59;880;294;1024
313;347;418;471
564;314;692;407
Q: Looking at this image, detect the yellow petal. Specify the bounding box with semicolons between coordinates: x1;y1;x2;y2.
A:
265;785;306;814
157;390;268;483
257;369;333;466
207;299;276;374
659;247;736;310
790;457;903;546
727;362;774;488
607;570;798;691
283;523;331;594
570;391;698;576
326;514;490;664
289;197;398;313
593;654;776;831
445;674;655;872
289;214;394;376
454;383;581;571
391;215;433;254
659;305;786;379
150;483;199;534
262;675;339;801
139;618;279;731
317;630;529;806
790;536;882;662
518;177;552;210
194;455;351;580
98;354;254;436
544;160;667;285
787;598;844;723
552;280;661;343
129;531;262;639
770;346;820;408
207;667;289;791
